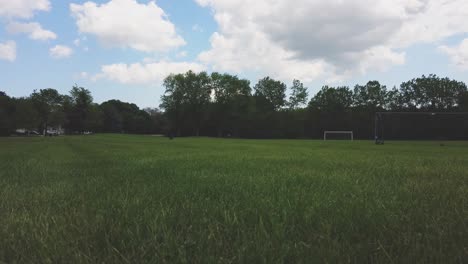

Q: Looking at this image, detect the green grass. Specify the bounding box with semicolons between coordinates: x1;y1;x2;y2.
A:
0;135;467;263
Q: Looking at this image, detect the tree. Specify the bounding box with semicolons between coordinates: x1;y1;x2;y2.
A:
211;72;251;137
386;86;404;111
353;81;388;110
160;70;212;136
13;97;40;131
0;91;15;136
308;86;353;111
160;73;184;135
101;101;123;133
254;77;287;110
458;91;468;111
31;88;64;135
66;85;93;132
84;103;104;132
143;107;167;134
184;71;211;136
288;79;308;109
399;74;467;111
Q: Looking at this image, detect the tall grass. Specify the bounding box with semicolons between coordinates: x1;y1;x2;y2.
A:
0;135;467;263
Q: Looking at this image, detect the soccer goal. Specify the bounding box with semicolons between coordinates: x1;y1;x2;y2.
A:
374;111;468;144
323;131;354;141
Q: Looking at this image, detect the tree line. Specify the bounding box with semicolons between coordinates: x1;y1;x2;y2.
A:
161;72;468;139
1;73;468;139
0;86;165;136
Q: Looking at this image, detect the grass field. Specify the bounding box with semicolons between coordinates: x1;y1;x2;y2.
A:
0;135;467;263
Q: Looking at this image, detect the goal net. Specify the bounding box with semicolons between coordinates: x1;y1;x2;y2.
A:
324;131;354;141
375;112;468;143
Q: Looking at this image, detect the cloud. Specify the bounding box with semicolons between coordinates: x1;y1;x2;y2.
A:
176;51;188;58
198;31;330;82
195;0;468;82
73;39;80;47
391;0;468;47
93;61;206;84
439;39;468;71
49;45;73;59
7;22;56;41
79;72;88;79
0;41;16;62
70;0;185;53
0;0;50;19
192;24;204;32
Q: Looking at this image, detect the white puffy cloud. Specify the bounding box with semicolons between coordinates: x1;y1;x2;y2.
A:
49;45;73;59
391;0;468;47
0;0;50;19
70;0;185;53
198;31;329;82
93;61;206;84
0;41;16;62
196;0;468;82
439;39;468;71
7;22;56;41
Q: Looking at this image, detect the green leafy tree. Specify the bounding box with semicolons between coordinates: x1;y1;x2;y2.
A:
0;91;15;136
211;72;251;136
100;101;123;133
31;88;64;135
399;74;467;110
254;77;287;110
143;107;167;134
100;100;151;134
308;86;353;111
353;81;388;110
13;97;40;131
66;85;94;132
160;70;212;136
458;91;468;111
84;103;104;132
386;86;405;111
288;79;308;109
160;73;185;135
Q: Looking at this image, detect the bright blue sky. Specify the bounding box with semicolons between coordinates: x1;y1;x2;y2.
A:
1;0;468;108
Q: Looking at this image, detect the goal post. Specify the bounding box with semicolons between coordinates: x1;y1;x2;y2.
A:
323;131;354;141
374;111;468;144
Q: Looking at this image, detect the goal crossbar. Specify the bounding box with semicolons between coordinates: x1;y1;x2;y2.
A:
323;131;354;141
374;111;468;143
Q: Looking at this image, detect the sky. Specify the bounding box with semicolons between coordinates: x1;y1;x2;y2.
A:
1;0;468;108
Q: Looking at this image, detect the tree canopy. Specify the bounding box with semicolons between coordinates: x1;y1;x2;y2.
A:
2;73;468;139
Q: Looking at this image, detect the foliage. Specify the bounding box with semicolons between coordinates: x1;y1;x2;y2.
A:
288;79;308;109
100;100;154;134
1;74;468;138
308;85;353;111
30;88;64;134
210;73;251;136
65;85;94;132
399;74;467;110
353;81;388;110
13;97;40;130
254;76;287;110
0;92;15;136
161;71;212;136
